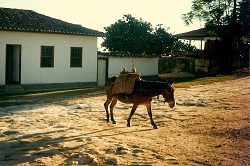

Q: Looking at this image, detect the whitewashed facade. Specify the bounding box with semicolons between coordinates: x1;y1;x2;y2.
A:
0;7;102;93
0;31;98;85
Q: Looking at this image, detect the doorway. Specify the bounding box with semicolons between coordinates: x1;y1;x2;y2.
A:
6;45;21;85
97;58;108;86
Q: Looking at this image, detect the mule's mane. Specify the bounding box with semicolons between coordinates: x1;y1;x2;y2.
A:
135;80;165;89
133;79;171;97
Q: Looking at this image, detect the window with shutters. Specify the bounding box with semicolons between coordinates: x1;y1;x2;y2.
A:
41;46;54;67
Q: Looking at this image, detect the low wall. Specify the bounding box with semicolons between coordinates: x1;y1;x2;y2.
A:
159;57;195;77
159;57;214;77
108;57;158;78
195;59;210;73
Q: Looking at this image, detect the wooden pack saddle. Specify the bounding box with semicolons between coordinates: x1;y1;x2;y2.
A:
112;68;141;94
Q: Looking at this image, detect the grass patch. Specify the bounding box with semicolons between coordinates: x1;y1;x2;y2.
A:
169;75;237;88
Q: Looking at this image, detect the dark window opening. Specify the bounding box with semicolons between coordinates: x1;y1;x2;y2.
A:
41;46;54;67
70;47;82;67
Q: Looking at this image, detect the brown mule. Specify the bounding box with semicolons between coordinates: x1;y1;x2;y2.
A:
104;77;175;129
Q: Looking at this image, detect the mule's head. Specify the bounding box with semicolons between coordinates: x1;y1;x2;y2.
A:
162;79;175;108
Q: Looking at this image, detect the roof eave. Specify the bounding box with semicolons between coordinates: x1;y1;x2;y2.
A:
0;28;104;37
175;28;217;41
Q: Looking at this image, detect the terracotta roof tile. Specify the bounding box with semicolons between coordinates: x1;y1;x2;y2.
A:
0;7;104;37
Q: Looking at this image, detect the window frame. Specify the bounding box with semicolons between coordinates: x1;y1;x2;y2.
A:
40;46;54;68
70;47;83;68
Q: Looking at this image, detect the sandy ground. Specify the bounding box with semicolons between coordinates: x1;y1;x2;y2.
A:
0;76;249;166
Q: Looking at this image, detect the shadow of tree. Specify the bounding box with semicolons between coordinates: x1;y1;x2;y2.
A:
0;125;154;165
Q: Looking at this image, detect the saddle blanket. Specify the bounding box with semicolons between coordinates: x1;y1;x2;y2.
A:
112;73;140;94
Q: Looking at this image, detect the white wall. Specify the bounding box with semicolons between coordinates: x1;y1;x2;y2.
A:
108;57;158;78
0;31;98;85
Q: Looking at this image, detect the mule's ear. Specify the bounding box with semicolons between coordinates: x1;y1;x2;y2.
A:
170;79;174;85
166;80;170;86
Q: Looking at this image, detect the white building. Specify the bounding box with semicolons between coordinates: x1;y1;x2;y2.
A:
0;8;103;93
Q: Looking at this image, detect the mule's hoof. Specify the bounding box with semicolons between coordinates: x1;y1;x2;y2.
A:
112;121;116;124
127;124;131;127
153;125;158;129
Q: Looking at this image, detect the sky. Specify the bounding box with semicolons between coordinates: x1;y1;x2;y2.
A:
0;0;203;50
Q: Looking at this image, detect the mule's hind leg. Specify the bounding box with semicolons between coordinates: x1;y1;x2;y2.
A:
110;98;117;124
104;101;110;123
127;104;139;127
146;103;158;129
104;95;113;123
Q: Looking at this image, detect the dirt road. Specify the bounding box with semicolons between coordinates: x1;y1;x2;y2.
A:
0;76;249;165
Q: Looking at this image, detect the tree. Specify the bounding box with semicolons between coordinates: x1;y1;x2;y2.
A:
182;0;249;73
149;26;176;55
102;15;197;57
101;14;153;57
239;0;250;38
182;0;241;35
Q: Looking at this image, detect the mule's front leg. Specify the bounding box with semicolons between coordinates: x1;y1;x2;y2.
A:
146;103;158;129
110;98;117;124
127;104;138;127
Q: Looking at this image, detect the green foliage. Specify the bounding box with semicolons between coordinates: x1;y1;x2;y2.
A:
182;0;236;27
101;14;153;57
182;0;250;73
172;40;198;56
148;26;176;55
101;15;197;57
239;0;250;38
182;0;248;39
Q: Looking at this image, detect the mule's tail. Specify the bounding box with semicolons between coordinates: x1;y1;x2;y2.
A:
105;76;117;94
105;76;116;86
